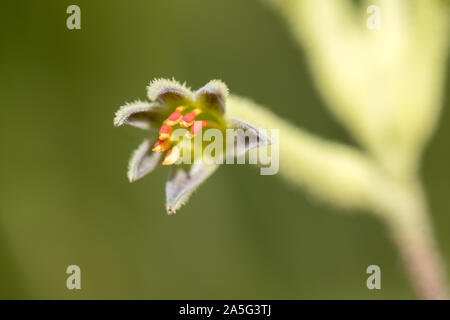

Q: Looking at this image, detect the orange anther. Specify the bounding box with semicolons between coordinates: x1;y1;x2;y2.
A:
159;123;173;140
152;139;170;152
162;147;181;165
180;109;202;127
166;106;186;126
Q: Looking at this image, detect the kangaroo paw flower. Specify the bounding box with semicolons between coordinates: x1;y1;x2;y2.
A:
114;78;271;214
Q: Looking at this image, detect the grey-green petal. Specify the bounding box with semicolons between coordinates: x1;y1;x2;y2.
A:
227;118;272;156
165;163;218;214
147;78;194;108
114;100;167;130
194;80;229;115
127;139;162;182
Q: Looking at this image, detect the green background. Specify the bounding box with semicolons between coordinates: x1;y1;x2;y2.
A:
1;0;449;299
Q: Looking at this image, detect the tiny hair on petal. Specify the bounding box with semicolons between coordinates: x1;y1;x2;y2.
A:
128;139;162;182
227;118;272;156
114;100;166;130
165;163;218;214
194;79;229;114
147;78;194;106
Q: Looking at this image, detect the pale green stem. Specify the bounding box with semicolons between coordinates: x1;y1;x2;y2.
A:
256;0;449;299
370;177;448;299
384;193;447;299
228;95;448;299
228;95;381;210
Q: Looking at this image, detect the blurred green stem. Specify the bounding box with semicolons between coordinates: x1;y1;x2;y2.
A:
259;0;449;299
228;95;448;299
375;181;447;299
389;207;447;299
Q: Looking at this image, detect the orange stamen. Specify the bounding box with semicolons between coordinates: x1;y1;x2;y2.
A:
180;109;202;127
166;106;186;126
152;139;170;152
162;147;181;165
158;122;173;140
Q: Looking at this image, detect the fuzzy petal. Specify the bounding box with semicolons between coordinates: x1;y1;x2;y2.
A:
165;163;218;214
114;100;166;130
194;80;229;115
227;118;272;156
147;78;194;108
127;139;162;182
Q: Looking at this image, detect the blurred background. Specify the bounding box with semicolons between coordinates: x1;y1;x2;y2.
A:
0;0;449;299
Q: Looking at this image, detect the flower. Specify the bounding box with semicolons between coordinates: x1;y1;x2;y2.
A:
114;79;271;214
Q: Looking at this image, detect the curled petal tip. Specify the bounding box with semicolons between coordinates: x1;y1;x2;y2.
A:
190;120;208;137
127;139;162;183
114;100;164;130
167;207;176;215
